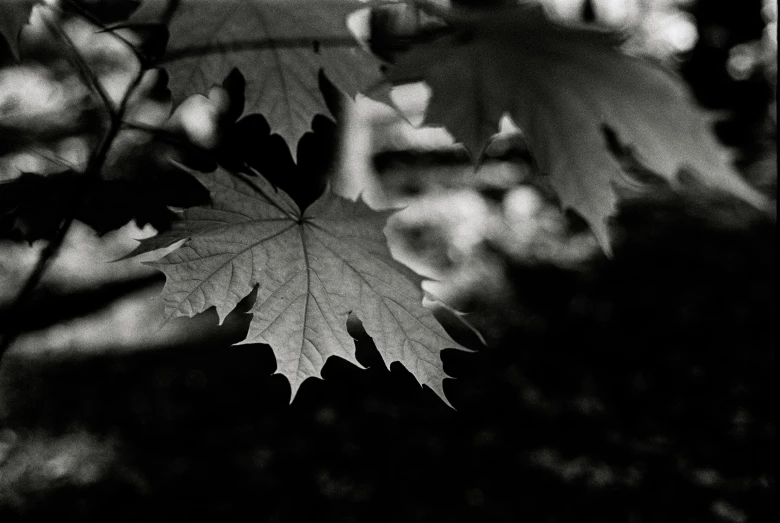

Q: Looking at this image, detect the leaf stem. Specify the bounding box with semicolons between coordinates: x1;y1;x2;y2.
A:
229;169;300;220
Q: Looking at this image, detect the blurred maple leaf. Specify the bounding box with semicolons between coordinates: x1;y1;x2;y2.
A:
385;2;771;250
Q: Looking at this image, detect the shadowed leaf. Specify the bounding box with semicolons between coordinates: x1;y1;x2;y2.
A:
387;2;772;250
142;0;384;157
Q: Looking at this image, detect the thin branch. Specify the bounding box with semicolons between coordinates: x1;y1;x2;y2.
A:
62;0;137;50
161;36;361;63
0;133;81;170
0;14;148;363
61;0;172;66
153;0;182;26
41;15;117;118
90;68;145;170
18;144;79;171
121;120;209;156
122;120;257;182
0;215;74;359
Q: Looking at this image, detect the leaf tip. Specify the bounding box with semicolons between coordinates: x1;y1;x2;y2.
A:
427;380;456;410
285;373;306;405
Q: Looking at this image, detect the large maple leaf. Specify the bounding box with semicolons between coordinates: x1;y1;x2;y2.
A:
130;166;465;403
387;2;771;249
134;0;383;155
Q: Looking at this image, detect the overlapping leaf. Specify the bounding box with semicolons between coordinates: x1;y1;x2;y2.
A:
131;166;465;402
135;0;383;154
387;3;771;249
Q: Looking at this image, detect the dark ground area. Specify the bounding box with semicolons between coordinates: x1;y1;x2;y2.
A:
0;177;776;523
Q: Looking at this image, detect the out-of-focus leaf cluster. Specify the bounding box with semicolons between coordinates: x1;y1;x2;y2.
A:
0;1;248;242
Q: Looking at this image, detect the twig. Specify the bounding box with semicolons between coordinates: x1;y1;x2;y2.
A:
0;11;147;363
41;15;117;118
161;36;361;62
121;120;209;156
62;0;145;56
0;216;75;359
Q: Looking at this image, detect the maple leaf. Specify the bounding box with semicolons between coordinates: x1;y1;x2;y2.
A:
386;2;771;250
130;165;465;403
132;0;384;156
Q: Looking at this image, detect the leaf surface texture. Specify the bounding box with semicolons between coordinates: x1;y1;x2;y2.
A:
137;166;463;402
